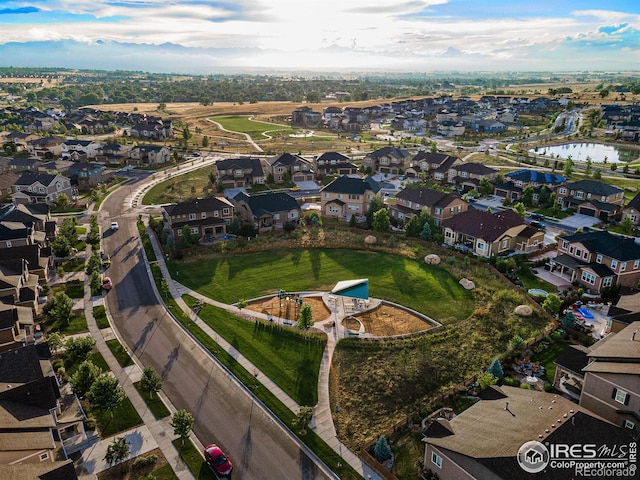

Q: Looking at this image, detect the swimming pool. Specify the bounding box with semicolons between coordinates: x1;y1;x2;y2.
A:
528;288;548;298
578;307;594;319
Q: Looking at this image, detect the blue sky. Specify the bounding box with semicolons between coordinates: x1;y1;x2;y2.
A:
0;0;638;73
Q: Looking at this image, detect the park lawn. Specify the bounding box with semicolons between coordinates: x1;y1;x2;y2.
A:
183;295;325;406
531;341;569;383
91;395;143;437
93;305;110;329
212;115;294;140
142;164;218;205
171;439;216;480
171;249;473;324
134;381;170;419
106;339;134;367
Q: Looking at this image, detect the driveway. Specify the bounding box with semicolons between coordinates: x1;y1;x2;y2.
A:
556;213;601;230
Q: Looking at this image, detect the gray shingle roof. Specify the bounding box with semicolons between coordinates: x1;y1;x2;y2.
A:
566;179;623;196
321;175;380;195
560;230;640;261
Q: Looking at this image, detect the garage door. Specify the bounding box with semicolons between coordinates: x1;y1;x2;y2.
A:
579;207;597;217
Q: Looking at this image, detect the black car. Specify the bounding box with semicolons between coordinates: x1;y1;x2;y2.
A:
530;220;546;230
529;213;545;221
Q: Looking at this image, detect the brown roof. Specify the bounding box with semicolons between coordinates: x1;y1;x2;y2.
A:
0;430;54;451
587;320;640;361
442;209;525;242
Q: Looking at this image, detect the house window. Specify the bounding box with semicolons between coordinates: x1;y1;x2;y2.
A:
562;241;569;249
434;208;441;215
39;453;49;461
613;388;629;405
289;211;298;219
348;205;359;211
575;249;581;257
431;452;442;468
38;187;45;193
338;194;343;199
6;241;12;248
569;247;574;254
349;194;360;200
223;208;230;215
407;201;413;207
621;262;627;272
502;239;508;248
603;277;613;287
191;227;198;234
328;206;339;213
581;272;596;285
189;213;196;220
201;212;207;218
624;420;635;430
583;251;588;260
177;230;182;236
273;214;280;220
611;260;618;270
634;260;639;270
559;188;567;195
596;254;603;264
576;191;584;199
324;193;329;198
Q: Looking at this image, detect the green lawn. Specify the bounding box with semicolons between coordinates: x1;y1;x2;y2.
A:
138;221;157;261
138;464;179;480
65;350;109;377
531;341;569;383
106;338;135;367
134;381;171;419
184;295;325;406
142;164;218;205
56;281;85;299
62;257;86;272
46;313;88;334
91;395;143;437
518;264;558;293
93;305;110;329
212;115;295;141
172;439;216;480
170;249;473;324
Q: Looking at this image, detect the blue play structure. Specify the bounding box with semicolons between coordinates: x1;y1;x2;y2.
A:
578;307;594;319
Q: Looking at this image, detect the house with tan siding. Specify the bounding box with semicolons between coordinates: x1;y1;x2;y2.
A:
320;176;380;221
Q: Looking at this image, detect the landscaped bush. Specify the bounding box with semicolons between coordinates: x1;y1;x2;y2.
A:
133;454;158;469
502;377;521;387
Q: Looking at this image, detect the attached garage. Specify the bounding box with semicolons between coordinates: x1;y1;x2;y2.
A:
578;206;597;217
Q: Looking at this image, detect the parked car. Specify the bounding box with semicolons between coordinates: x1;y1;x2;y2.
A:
204;444;233;477
110;221;119;231
101;252;111;268
530;220;546;230
529;213;545;221
102;277;113;290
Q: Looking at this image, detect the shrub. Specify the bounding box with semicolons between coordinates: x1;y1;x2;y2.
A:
502;377;521;387
132;454;158;469
520;383;531;389
374;435;392;462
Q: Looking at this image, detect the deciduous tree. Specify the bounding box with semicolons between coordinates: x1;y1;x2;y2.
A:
170;409;194;446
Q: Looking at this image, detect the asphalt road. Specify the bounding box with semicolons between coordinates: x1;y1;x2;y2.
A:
99;176;331;480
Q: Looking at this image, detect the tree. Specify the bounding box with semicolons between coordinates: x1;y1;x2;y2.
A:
563;157;574;177
140;366;162;399
349;213;357;228
477;372;498;390
58;217;79;246
374;435;392;462
292;406;313;435
202;135;209;148
487;359;504;381
56;193;70;210
52;292;74;325
372;208;390;232
419;221;432;241
509;334;525;352
70;360;102;398
208;171;217;186
478;177;493;196
90;270;102;295
521;185;534;207
622;215;634;235
179;225;198;248
88;374;125;417
404;215;421;237
366;195;385;226
64;336;96;363
297;302;314;330
51;235;72;258
542;293;563;318
170;409;194;446
45;331;64;353
104;437;130;473
512;202;526;219
86;251;102;275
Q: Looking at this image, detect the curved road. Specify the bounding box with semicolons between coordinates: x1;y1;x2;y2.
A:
98;174;331;480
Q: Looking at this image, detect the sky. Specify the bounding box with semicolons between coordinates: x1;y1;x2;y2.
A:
0;0;639;74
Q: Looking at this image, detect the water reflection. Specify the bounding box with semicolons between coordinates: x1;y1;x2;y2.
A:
529;143;639;163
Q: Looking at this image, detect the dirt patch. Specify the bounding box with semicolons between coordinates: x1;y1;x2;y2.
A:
246;295;331;322
96;448;168;480
342;317;361;331
354;304;433;337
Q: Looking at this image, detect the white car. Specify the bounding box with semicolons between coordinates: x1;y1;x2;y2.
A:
110;221;119;231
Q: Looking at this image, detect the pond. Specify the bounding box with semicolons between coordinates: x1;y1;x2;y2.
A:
529;142;640;164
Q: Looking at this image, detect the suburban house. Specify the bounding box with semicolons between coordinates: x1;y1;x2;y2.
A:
0;173;20;202
215;157;265;189
0;245;52;280
2;132;39;153
130;118;173;140
389;187;468;227
495;169;565;202
11;173;76;205
8;157;40;173
446;162;498;191
265;153;314;183
442;209;544;257
320;175;381;221
405;152;460;179
291;106;322;127
162;197;234;242
97;143;133;164
555;179;625;221
0;203;53;238
61;140;101;160
363;147;411;175
233;191;300;232
551;230;640;293
579;321;640;430
422;385;635;480
66;162;109;191
26;137;65;159
0;223;38;249
622;192;640;227
553;344;591;401
0;304;36;353
314;152;358;178
128;145;171;166
0;343;92;463
0;258;40;314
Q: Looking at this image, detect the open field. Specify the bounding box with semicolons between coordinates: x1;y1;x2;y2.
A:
212;115;295;140
142;164;218;205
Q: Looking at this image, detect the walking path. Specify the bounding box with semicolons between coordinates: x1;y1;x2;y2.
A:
147;231;382;479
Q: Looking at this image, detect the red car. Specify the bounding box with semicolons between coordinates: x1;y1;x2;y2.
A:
204;444;233;477
102;277;113;290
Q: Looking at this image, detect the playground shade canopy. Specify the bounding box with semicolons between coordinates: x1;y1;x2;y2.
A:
330;279;369;299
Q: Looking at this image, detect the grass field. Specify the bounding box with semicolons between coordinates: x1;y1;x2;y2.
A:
142;164;218;205
91;395;143;437
184;295;325;406
170;249;473;324
212;115;295;140
45;313;88;334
